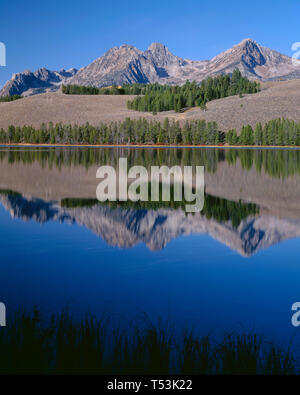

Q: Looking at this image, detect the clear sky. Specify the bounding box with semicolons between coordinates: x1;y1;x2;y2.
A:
0;0;299;87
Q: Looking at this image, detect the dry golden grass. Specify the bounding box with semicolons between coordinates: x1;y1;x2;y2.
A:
0;80;300;131
182;79;300;130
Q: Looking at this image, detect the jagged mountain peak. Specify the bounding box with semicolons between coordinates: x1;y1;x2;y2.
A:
104;44;141;56
1;66;78;97
34;68;58;81
238;38;257;45
210;38;264;66
120;44;139;50
207;38;298;79
22;69;33;76
2;39;300;97
66;67;77;73
235;38;266;68
146;42;183;69
147;42;178;59
148;42;168;51
58;68;78;77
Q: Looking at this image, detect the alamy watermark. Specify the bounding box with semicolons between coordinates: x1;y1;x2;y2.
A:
96;158;205;213
0;302;6;327
291;302;300;327
292;42;300;67
0;42;6;67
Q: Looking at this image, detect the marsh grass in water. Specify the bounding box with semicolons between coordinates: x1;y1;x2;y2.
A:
0;308;296;375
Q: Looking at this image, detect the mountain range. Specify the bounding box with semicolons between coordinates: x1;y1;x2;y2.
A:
1;38;300;97
1;192;300;257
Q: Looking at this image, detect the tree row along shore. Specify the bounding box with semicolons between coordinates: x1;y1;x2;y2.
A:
0;118;300;146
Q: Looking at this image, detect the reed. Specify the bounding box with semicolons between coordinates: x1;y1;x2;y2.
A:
0;308;296;375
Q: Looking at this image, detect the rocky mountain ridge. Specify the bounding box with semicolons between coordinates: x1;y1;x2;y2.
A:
0;67;77;96
1;38;300;97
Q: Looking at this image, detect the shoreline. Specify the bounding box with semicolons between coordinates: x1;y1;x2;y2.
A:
1;143;300;150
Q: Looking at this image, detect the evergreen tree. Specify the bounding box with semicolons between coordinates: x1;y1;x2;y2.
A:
254;123;263;145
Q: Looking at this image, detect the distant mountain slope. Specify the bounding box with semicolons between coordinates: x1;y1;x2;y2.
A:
68;43;205;87
1;38;300;97
0;67;77;97
203;38;300;79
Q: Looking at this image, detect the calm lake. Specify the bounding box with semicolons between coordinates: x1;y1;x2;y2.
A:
1;147;300;350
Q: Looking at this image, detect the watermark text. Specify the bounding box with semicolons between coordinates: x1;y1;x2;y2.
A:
0;302;6;327
292;42;300;67
0;42;6;67
96;158;205;213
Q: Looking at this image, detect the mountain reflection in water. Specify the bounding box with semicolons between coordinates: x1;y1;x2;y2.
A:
2;145;300;357
0;147;300;256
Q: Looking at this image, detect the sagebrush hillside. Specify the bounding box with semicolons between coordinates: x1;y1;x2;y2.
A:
0;79;300;131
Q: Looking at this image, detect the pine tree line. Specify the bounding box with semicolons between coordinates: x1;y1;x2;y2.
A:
0;119;223;145
0;95;22;102
62;84;147;95
62;70;260;113
226;119;300;146
1;118;300;147
127;70;260;113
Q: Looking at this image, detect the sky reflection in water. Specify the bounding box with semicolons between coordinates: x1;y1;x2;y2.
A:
0;147;300;349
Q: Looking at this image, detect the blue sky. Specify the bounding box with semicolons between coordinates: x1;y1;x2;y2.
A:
0;0;299;87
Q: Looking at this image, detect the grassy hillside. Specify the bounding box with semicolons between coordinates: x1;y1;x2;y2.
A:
0;80;299;131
